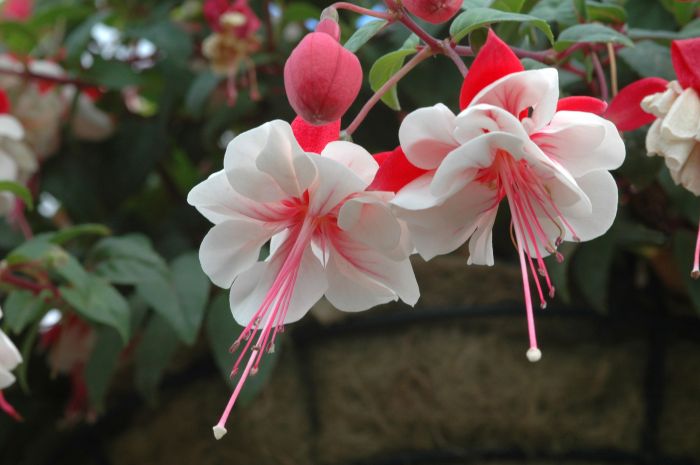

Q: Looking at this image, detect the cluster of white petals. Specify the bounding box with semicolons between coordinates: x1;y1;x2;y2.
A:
0;308;22;390
0;54;114;159
643;81;700;195
0;112;37;214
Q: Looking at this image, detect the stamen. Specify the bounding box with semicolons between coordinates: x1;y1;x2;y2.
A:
693;217;700;279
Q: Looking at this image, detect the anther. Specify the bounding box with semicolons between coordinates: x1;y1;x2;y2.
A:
251;366;259;376
213;425;227;440
692;269;700;280
526;348;542;362
548;286;556;299
540;301;547;310
229;341;240;353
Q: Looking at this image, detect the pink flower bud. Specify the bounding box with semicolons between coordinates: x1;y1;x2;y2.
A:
283;20;362;125
402;0;461;24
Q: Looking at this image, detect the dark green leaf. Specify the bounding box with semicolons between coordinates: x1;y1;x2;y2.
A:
490;0;526;13
60;276;131;343
2;290;49;334
554;23;633;51
368;49;416;111
450;8;554;44
571;233;616;313
283;3;322;23
64;11;111;63
0;181;33;210
344;20;387;53
50;224;111;245
586;1;627;24
134;314;180;402
84;326;124;410
135;252;210;345
618;41;675;81
185;71;223;117
0;22;37;54
92;234;168;285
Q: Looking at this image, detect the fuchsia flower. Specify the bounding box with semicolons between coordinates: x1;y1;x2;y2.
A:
188;117;418;439
606;38;700;277
204;0;261;37
402;0;462;24
1;0;32;21
374;30;625;361
284;18;363;125
0;307;22;420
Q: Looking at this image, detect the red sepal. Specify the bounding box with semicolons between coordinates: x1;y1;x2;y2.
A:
368;146;428;193
459;29;524;110
672;38;700;92
0;90;10;114
556;96;607;114
604;77;669;132
291;116;340;154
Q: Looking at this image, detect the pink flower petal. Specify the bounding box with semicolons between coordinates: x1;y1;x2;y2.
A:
459;29;524;110
556;96;607;114
291;116;340;153
604;77;669;132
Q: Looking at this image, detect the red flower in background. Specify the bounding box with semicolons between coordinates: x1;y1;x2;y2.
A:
203;0;261;38
1;0;32;21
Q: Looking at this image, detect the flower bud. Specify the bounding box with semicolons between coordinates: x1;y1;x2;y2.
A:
402;0;462;24
283;19;362;125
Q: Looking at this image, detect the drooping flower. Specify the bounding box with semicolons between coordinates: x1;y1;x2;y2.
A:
0;307;23;420
1;0;32;21
188;118;419;439
402;0;462;24
375;30;624;361
606;38;700;277
283;18;363;125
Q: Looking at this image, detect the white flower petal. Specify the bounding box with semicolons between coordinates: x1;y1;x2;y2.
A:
399;103;459;170
470;68;559;133
660;87;700;141
396;182;498;261
255;120;315;198
533;111;625;176
320;141;378;185
338;193;402;252
307;155;367;216
670;143;700;196
230;244;327;326
0;115;24;140
0;367;15;390
454;104;529;142
562;170;619;241
199;219;273;288
467;206;498;266
391;172;442;211
0;331;21;372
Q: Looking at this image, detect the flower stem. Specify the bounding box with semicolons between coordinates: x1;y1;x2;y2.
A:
590;49;609;101
607;42;618;97
442;40;467;77
332;2;394;21
344;46;433;136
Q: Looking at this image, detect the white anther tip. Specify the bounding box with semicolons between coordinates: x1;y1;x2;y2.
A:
526;348;542;363
692;269;700;280
213;425;227;440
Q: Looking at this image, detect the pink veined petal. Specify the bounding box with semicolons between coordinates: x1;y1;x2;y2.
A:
671;38;700;93
187;170;292;225
394;182;498;261
399;103;459;170
324;229;419;311
320;141;378;185
223;121;292;203
556;96;607;114
459;29;524;110
255;120;316;198
229;244;327;326
199;219;275;288
454;104;529;143
604;77;669;131
291;116;340;154
470;68;560;133
431;131;526;199
307;155;368;216
337;193;402;252
368;146;429;193
532;110;625;177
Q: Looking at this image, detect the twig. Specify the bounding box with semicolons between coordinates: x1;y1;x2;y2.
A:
344;47;433;136
0;66;93;89
607;42;618;97
332;2;394;20
442;40;467;77
590;49;609;101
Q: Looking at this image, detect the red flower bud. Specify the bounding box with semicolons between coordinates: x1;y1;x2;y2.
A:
402;0;461;24
284;20;362;125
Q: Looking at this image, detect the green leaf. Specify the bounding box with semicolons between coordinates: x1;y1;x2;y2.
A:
573;0;588;22
585;1;627;24
0;22;37;54
124;20;193;64
369;49;416;111
185;71;222;117
134;314;180;402
49;224;111;246
206;293;279;404
0;181;33;210
135;252;210;345
64;11;111;63
2;290;49;334
82;58;143;90
283;2;322;23
60;276;131;343
84;326;124;410
401;34;419;50
92;234;168;285
618;41;675;81
528;0;578;28
571;233;616;313
5;235;56;265
661;0;699;27
344;20;387;53
490;0;525;13
450;8;554;44
554;23;633;52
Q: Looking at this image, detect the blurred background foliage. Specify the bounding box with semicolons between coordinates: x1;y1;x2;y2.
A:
0;0;698;463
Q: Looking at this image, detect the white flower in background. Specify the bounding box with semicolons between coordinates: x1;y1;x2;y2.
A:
0;308;21;390
643;81;700;195
0;104;37;214
188;120;418;439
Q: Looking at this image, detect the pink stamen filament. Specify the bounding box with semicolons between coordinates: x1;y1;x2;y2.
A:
214;218;317;436
693;217;700;279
